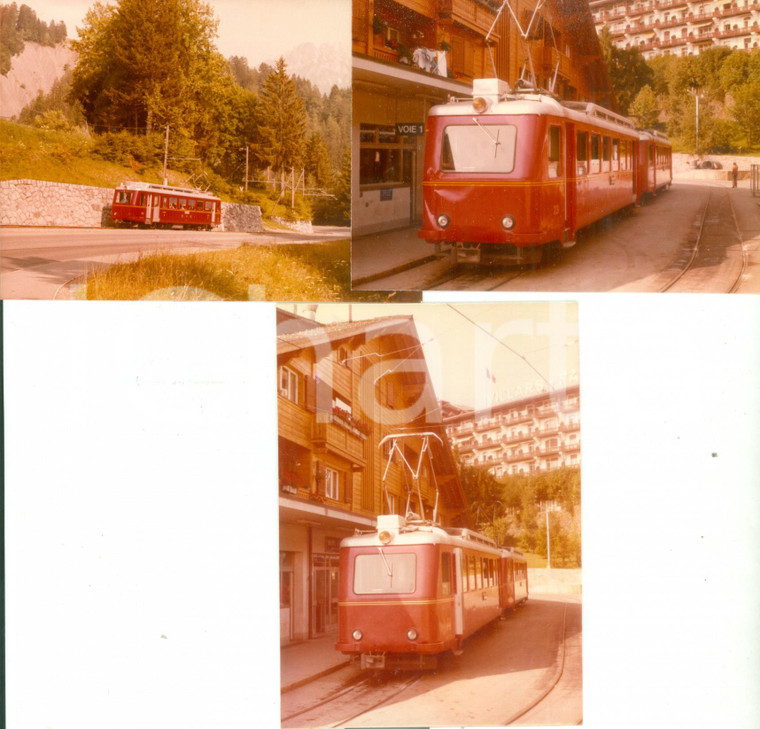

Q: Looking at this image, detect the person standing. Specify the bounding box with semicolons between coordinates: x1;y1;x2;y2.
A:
732;162;738;188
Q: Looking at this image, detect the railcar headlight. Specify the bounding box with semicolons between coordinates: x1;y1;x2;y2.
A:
378;530;392;544
407;628;418;641
352;629;363;641
501;215;515;230
473;96;489;113
436;214;450;229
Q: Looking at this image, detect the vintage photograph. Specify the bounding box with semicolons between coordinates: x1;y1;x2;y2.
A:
0;0;358;301
277;301;582;726
350;0;760;293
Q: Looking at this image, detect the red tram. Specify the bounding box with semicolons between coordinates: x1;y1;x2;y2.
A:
111;182;222;230
419;78;672;264
335;514;528;670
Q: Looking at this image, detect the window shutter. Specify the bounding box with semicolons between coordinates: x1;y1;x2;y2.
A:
305;375;316;412
343;472;353;505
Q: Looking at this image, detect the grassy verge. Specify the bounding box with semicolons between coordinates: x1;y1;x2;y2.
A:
82;240;419;302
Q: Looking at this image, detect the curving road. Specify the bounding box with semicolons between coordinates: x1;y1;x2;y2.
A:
0;225;348;300
280;595;582;728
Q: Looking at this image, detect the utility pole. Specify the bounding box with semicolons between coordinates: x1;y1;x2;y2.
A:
240;145;249;192
162;125;169;185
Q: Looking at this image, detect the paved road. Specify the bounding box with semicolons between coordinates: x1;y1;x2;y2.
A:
0;225;348;299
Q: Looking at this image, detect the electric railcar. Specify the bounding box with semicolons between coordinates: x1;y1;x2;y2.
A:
111;182;222;229
335;514;528;670
419;78;672;265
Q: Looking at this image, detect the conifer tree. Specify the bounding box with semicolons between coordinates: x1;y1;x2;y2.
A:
255;57;307;184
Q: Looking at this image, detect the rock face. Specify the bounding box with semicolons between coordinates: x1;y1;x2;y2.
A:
0;179;262;231
0;42;77;119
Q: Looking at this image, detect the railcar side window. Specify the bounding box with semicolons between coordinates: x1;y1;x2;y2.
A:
602;137;611;172
612;139;620;170
441;124;517;173
461;553;469;592
548;126;561;178
354;552;416;594
590;135;601;174
441;552;452;596
576;132;588;175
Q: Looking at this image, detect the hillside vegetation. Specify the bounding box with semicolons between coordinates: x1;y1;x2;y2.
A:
3;0;350;225
599;29;760;154
460;463;581;568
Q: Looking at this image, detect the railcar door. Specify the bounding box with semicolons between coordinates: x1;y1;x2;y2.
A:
453;547;464;653
564;123;577;245
151;195;160;225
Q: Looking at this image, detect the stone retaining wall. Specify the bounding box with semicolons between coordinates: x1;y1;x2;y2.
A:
0;178;263;232
528;568;582;595
672;153;760;174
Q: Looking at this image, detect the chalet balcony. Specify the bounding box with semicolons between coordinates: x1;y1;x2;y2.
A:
312;417;367;465
437;0;499;37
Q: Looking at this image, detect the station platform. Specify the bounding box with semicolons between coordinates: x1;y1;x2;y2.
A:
351;224;435;287
280;631;350;694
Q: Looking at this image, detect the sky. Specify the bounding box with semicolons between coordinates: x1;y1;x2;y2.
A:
286;301;580;411
28;0;350;66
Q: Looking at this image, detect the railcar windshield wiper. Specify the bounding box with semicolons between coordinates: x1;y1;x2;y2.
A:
377;547;393;578
472;117;501;157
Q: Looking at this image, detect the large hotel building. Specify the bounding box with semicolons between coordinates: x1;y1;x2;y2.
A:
443;385;581;478
590;0;760;58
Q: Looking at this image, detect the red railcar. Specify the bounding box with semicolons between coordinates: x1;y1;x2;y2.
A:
419;78;671;264
111;182;222;230
635;130;673;202
335;514;528;670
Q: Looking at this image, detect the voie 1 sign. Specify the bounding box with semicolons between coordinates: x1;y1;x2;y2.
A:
395;123;424;136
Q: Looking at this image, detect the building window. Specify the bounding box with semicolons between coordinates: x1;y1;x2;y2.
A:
279;366;299;403
359;124;415;186
325;466;342;500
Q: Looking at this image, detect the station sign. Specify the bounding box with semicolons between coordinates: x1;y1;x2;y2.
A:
395;123;424;136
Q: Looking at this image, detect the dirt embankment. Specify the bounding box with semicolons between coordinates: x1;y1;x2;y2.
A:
0;41;76;119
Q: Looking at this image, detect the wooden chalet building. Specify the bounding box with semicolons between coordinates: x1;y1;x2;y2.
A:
277;307;468;644
353;0;618;234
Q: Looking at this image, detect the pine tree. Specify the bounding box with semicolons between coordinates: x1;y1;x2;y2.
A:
255;57;307;184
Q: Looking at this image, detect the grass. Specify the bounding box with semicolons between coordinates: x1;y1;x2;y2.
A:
82;240;415;302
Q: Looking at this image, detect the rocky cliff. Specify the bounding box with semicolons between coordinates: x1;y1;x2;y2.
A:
0;41;76;119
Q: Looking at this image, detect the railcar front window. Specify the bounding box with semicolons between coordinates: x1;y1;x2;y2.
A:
354;552;416;594
441;124;517;173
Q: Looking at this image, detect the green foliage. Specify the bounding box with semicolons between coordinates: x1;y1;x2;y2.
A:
628;85;660;130
598;26;653;114
17;70;85;127
639;47;760;153
457;460;581;567
254;57;307;176
9;2;350;224
731;81;760;148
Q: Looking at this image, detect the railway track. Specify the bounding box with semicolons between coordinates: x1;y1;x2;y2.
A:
659;187;747;293
281;669;422;728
